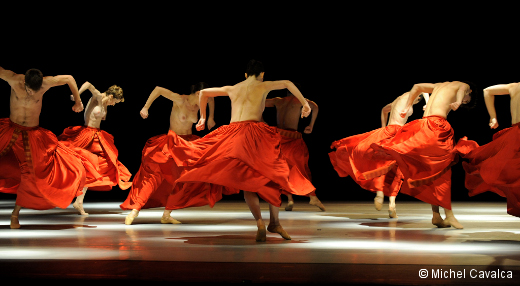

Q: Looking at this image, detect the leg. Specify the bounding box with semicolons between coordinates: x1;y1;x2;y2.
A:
443;208;463;229
72;187;88;215
431;204;450;228
285;194;294;211
267;203;291;240
125;209;140;225
11;205;21;229
309;195;326;211
388;196;398;218
374;191;384;211
243;191;266;242
161;209;181;224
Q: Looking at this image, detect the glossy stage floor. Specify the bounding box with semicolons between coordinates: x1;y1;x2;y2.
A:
0;200;519;285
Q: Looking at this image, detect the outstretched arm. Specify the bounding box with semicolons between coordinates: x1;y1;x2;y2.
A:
401;83;435;117
264;81;311;117
196;87;231;131
45;75;82;112
0;66;19;85
483;84;512;129
140;86;183;119
381;103;392;127
304;99;318;134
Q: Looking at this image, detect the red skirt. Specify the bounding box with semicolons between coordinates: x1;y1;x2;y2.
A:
172;121;315;207
462;123;520;217
0;118;101;209
58;126;132;191
120;133;201;210
365;116;477;209
277;128;315;197
330;125;404;197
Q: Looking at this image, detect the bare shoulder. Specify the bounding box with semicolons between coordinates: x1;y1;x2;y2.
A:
0;69;22;85
42;75;72;89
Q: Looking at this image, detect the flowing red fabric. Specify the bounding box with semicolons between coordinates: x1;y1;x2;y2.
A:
462;123;520;217
0;118;102;209
120;133;202;211
365;116;478;210
58;126;132;191
277;128;316;196
329;125;404;197
171;121;316;207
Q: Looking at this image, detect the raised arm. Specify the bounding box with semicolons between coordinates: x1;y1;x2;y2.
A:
196;87;231;131
140;86;183;119
304;99;319;134
263;80;311;118
401;83;436;117
0;66;19;85
45;75;82;112
381;103;393;127
483;84;513;129
75;81;102;102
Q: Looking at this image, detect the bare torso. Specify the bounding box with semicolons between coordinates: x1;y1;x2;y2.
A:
83;96;106;129
507;83;520;124
228;77;269;123
423;81;465;118
388;92;414;126
9;75;51;127
273;95;306;130
169;94;199;135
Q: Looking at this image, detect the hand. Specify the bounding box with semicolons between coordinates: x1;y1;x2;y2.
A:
423;104;427;111
72;101;84;113
450;101;461;111
301;104;311;118
489;118;498;129
140;107;149;119
304;125;313;134
196;117;206;131
207;118;216;130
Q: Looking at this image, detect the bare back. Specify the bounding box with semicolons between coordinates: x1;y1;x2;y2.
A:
227;77;270;123
423;82;466;118
507;83;520;124
169;94;199;135
388;93;414;126
273;96;306;130
9;75;53;127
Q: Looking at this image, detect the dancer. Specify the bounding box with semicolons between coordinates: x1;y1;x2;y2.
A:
364;81;478;228
264;88;325;211
329;92;428;218
172;59;315;242
58;82;130;215
120;82;215;225
462;83;520;217
0;66;101;228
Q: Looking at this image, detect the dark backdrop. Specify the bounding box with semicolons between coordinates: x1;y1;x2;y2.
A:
1;6;516;205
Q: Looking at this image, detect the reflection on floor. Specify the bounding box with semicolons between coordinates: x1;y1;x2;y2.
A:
0;200;519;284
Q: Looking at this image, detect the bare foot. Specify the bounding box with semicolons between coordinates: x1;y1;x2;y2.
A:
444;216;463;229
388;207;398;218
285;201;294;211
374;194;383;211
161;216;182;224
267;224;291;240
256;225;267;242
125;209;139;225
10;215;20;229
432;214;451;228
309;197;326;212
73;201;89;215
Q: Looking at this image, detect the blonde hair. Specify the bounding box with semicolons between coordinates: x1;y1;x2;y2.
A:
105;85;124;102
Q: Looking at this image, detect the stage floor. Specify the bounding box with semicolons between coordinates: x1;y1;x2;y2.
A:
0;200;519;284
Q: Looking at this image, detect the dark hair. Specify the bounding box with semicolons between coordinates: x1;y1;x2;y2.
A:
245;59;264;78
191;82;208;94
105;85;124;102
24;69;43;91
460;80;479;110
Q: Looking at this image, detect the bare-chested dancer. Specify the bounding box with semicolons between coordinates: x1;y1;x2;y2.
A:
0;66;100;228
172;59;315;242
366;81;478;229
330;92;427;218
462;83;520;217
264;89;325;211
58;82;129;215
121;82;215;225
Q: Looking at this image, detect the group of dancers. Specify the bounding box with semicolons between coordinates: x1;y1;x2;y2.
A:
1;60;519;242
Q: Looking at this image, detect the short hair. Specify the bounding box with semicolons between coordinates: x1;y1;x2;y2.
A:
191;82;209;94
460;80;478;110
24;69;43;91
105;85;124;102
245;59;264;78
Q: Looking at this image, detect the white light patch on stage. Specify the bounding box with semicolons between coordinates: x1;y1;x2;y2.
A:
0;247;120;260
449;214;520;222
0;229;77;238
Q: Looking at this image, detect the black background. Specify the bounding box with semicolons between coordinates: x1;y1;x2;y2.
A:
1;5;517;206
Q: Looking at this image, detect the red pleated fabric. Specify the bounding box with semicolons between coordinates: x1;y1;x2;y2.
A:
365;116;478;210
120;133;202;211
0;118;102;209
58;126;132;191
462;123;520;217
277;128;315;197
172;121;316;207
329;125;404;197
